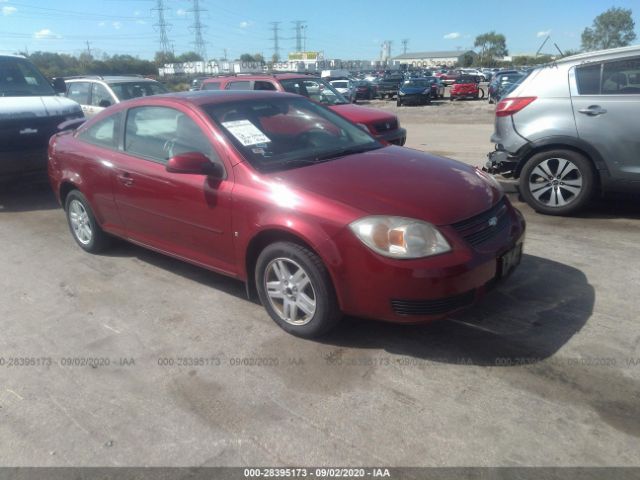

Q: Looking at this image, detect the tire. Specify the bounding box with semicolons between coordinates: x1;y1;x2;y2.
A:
519;150;595;216
255;242;341;338
64;190;111;253
397;99;402;107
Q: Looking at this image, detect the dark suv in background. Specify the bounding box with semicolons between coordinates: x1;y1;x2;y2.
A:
0;54;83;180
486;45;640;215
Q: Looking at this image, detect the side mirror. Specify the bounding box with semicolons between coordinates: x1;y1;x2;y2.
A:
99;100;112;108
52;77;66;94
166;152;223;177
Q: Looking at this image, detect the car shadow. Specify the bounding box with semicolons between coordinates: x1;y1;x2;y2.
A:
101;240;249;300
318;254;594;366
513;191;640;220
0;179;59;213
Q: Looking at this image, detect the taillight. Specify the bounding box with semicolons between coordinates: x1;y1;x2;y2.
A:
496;97;536;117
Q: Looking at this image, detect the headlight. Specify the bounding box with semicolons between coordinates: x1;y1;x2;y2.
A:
423;88;430;94
349;216;451;259
399;91;406;96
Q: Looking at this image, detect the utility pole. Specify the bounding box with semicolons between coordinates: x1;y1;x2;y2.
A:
188;0;207;61
152;0;171;56
223;48;228;61
85;40;92;59
401;38;409;55
301;25;307;52
292;20;306;52
270;22;281;62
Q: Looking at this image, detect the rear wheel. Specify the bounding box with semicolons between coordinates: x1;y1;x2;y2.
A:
255;242;341;338
519;150;594;216
64;190;111;253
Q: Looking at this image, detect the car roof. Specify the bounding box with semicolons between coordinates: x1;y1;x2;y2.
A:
122;90;301;108
65;76;159;83
202;73;320;83
558;44;640;65
0;54;27;59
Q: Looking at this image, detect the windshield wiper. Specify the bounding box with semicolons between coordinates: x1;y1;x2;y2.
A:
312;144;382;162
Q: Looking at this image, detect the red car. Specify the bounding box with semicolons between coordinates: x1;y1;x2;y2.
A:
201;74;406;146
48;91;525;338
450;75;483;100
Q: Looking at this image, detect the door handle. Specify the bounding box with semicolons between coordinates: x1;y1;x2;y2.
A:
578;106;607;116
117;172;134;186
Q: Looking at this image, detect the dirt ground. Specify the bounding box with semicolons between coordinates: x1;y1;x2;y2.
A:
363;96;496;165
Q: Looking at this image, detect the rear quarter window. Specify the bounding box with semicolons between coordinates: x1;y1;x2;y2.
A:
77;112;122;149
202;82;220;90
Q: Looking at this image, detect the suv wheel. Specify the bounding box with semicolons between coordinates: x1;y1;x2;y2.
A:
520;150;594;216
255;242;341;338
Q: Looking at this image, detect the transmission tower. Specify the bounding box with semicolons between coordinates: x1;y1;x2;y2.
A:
401;38;409;55
188;0;208;61
152;0;171;55
292;20;306;52
270;22;281;62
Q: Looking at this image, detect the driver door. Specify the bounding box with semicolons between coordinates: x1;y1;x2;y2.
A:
111;105;236;275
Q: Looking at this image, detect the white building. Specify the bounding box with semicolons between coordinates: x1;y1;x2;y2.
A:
391;50;472;68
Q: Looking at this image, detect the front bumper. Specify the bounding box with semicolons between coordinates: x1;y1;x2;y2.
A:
398;93;430;104
375;127;407;146
330;200;526;323
0;148;48;181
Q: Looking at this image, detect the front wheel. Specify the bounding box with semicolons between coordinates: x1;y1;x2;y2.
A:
519;150;594;216
396;99;402;107
255;242;341;338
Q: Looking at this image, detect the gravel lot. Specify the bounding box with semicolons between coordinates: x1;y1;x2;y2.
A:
1;99;639;467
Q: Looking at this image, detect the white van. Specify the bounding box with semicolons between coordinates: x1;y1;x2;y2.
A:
0;54;83;179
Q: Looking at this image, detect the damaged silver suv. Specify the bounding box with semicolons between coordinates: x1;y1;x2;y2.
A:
486;45;640;215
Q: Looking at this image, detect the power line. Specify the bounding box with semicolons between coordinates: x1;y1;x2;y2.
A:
151;0;171;55
291;20;306;53
188;0;207;60
270;22;281;62
401;39;409;55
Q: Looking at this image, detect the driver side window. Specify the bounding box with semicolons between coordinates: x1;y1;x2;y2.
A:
124;106;219;165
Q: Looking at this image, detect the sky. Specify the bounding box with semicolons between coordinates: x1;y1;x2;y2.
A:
1;0;639;61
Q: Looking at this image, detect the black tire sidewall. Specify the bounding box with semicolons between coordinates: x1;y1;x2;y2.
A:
520;150;594;215
255;242;340;338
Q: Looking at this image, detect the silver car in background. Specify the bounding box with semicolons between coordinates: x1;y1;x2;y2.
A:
486;45;640;215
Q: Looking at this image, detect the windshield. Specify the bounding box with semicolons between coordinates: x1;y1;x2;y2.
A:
110;81;169;101
0;57;55;97
331;81;349;89
454;76;478;84
279;78;348;105
403;79;429;88
204;97;381;172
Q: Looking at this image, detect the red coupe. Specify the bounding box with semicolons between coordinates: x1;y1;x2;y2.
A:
48;91;525;337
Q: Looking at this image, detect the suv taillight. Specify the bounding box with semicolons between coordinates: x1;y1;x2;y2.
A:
496;97;536;117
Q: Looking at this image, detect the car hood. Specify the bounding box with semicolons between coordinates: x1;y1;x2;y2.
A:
328;103;397;124
272;146;502;226
0;95;82;119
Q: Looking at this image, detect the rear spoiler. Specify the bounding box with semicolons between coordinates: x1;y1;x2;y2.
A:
57;117;86;132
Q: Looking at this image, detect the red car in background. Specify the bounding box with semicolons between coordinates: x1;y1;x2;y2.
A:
201;74;406;146
48;91;525;338
450;75;484;100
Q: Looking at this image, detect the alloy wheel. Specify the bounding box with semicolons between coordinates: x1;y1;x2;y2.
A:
68;199;93;245
264;257;317;326
528;157;583;208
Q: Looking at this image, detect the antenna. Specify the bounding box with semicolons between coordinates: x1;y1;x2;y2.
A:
152;0;171;55
270;22;281;62
188;0;208;61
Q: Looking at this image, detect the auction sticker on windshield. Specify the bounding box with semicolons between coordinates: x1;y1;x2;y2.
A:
221;120;271;146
